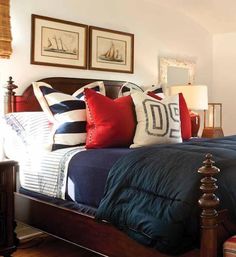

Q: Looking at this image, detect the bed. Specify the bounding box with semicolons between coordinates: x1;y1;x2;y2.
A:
3;77;236;257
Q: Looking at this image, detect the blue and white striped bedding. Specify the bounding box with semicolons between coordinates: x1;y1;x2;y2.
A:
1;112;86;198
20;146;85;198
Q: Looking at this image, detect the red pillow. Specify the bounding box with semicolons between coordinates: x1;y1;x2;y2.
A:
148;92;191;140
84;88;136;149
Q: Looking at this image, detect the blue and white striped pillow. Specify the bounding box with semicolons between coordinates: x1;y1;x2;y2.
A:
73;81;105;100
33;81;105;151
118;82;144;97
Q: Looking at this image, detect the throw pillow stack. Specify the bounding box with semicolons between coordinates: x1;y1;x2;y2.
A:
33;81;191;151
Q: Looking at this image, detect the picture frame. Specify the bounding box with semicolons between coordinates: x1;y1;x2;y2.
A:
89;26;134;73
31;14;88;69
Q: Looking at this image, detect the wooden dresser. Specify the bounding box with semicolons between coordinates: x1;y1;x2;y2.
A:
0;161;18;257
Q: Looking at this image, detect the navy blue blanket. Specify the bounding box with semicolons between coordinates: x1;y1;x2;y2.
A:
96;136;236;254
67;148;134;207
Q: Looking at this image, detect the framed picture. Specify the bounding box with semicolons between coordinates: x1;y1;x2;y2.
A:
89;26;134;73
31;14;88;69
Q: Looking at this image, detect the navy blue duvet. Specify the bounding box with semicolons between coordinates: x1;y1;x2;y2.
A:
96;136;236;254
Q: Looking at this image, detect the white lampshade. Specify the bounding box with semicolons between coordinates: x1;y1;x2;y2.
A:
169;85;208;110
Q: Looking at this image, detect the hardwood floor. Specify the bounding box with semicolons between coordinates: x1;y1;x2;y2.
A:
13;235;100;257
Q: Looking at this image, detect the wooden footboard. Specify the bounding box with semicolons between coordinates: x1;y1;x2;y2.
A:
14;192;200;257
14;193;174;257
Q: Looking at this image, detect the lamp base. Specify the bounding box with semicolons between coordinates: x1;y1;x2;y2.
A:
190;112;200;137
202;127;224;139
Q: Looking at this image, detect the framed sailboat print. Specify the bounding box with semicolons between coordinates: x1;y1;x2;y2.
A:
31;14;88;69
89;26;134;73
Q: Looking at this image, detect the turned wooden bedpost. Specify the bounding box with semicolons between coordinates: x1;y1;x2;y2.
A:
4;76;18;113
198;153;220;257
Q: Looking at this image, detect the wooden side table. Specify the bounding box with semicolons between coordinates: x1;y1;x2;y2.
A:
202;103;224;138
0;161;18;257
202;127;224;139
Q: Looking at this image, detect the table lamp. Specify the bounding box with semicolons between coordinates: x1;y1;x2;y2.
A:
169;85;208;137
202;103;224;138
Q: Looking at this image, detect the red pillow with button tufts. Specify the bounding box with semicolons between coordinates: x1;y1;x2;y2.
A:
84;88;136;149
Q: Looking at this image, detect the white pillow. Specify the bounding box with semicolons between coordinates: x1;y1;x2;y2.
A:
130;92;182;148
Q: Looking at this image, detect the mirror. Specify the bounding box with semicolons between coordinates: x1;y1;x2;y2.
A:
159;57;196;86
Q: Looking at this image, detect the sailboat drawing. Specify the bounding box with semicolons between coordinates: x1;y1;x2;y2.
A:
99;42;124;62
44;36;77;56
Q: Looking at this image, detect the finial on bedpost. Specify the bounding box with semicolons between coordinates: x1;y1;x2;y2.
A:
198;153;220;257
4;76;18;113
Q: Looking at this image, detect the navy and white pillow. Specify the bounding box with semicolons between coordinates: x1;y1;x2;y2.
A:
144;85;165;99
33;82;105;151
73;81;105;100
130;92;182;148
118;82;144;97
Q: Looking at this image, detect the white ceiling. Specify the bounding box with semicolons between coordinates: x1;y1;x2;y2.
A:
147;0;236;34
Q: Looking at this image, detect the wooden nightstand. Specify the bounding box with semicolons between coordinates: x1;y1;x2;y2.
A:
0;161;18;257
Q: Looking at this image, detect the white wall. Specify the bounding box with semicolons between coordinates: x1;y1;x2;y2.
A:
213;33;236;135
0;0;212;95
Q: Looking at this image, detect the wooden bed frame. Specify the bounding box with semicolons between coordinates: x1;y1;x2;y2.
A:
5;76;236;257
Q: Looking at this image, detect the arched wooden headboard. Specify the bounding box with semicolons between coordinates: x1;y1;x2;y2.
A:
7;77;125;112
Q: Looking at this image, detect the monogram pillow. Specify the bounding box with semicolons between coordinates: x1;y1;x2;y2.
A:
130;92;182;148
